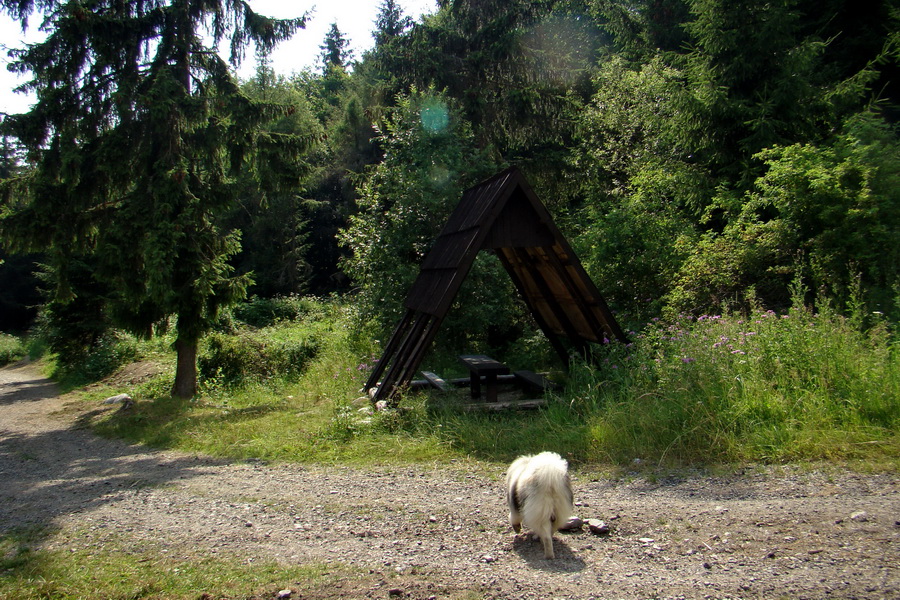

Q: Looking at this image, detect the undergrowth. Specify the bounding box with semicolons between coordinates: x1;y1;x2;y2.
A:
68;294;898;469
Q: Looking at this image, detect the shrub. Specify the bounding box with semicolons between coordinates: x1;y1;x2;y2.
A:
232;295;322;328
0;333;25;365
198;329;322;385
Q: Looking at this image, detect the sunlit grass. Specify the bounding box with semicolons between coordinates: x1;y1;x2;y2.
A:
0;528;359;600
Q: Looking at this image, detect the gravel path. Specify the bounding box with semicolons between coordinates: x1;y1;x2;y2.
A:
1;361;898;599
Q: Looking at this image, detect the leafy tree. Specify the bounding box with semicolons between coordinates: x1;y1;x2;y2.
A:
575;0;898;318
383;0;602;194
0;0;308;397
338;88;511;348
672;112;900;316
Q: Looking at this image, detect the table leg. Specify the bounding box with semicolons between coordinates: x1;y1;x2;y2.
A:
486;373;498;402
469;372;481;399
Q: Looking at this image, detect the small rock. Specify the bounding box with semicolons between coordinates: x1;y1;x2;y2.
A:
559;516;583;531
276;589;292;599
638;537;655;544
375;400;389;412
703;562;712;570
481;554;495;563
587;519;610;535
103;393;132;404
850;511;869;522
428;515;437;523
388;589;403;597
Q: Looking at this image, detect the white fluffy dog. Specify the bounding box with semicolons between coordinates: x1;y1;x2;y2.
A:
505;451;573;559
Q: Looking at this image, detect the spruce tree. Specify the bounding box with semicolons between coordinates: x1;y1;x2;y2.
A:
0;0;308;397
373;0;413;47
320;23;353;70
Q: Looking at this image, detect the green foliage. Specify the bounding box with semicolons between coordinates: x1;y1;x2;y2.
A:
231;295;324;328
339;87;505;342
571;56;704;322
31;258;115;368
0;333;25;365
667;112;900;317
198;327;321;385
228;67;323;299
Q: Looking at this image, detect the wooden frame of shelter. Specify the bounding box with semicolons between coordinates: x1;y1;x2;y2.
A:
363;167;627;402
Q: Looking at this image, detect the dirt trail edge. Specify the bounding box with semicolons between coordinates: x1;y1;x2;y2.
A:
1;361;898;600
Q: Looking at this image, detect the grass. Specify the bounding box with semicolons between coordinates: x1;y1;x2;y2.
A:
0;527;361;600
569;302;899;466
66;294;899;470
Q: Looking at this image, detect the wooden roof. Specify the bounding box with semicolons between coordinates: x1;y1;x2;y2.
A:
364;166;626;402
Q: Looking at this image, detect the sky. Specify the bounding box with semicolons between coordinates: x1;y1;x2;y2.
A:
0;0;438;115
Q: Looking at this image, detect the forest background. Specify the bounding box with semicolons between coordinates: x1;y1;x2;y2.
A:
0;0;897;465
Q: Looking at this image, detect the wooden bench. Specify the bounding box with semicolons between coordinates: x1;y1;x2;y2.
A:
514;370;558;393
420;371;450;392
458;355;510;402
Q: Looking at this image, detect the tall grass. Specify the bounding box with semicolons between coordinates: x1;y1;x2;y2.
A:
568;301;899;465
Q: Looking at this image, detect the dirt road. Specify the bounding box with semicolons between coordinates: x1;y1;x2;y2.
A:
1;361;898;599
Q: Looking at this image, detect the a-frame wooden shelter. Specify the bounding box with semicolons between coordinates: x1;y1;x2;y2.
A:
363;166;626;402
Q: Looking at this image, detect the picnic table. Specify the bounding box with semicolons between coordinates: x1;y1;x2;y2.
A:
458;354;510;402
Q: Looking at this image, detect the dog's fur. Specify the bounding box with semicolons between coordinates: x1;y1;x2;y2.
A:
505;451;573;559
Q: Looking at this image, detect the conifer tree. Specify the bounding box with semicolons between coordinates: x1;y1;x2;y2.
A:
0;0;309;397
320;23;353;70
373;0;413;47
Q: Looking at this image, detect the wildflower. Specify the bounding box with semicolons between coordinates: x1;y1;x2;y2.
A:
681;357;695;363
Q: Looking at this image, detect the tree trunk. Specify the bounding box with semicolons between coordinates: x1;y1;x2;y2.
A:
171;337;198;398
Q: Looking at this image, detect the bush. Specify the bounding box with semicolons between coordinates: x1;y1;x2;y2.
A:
232;295;322;328
198;329;322;385
0;334;26;365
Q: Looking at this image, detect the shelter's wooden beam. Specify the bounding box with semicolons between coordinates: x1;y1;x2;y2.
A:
363;309;415;395
373;311;432;401
514;247;586;349
541;245;612;343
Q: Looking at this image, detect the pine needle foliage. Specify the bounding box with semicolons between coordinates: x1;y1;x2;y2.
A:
0;0;311;397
